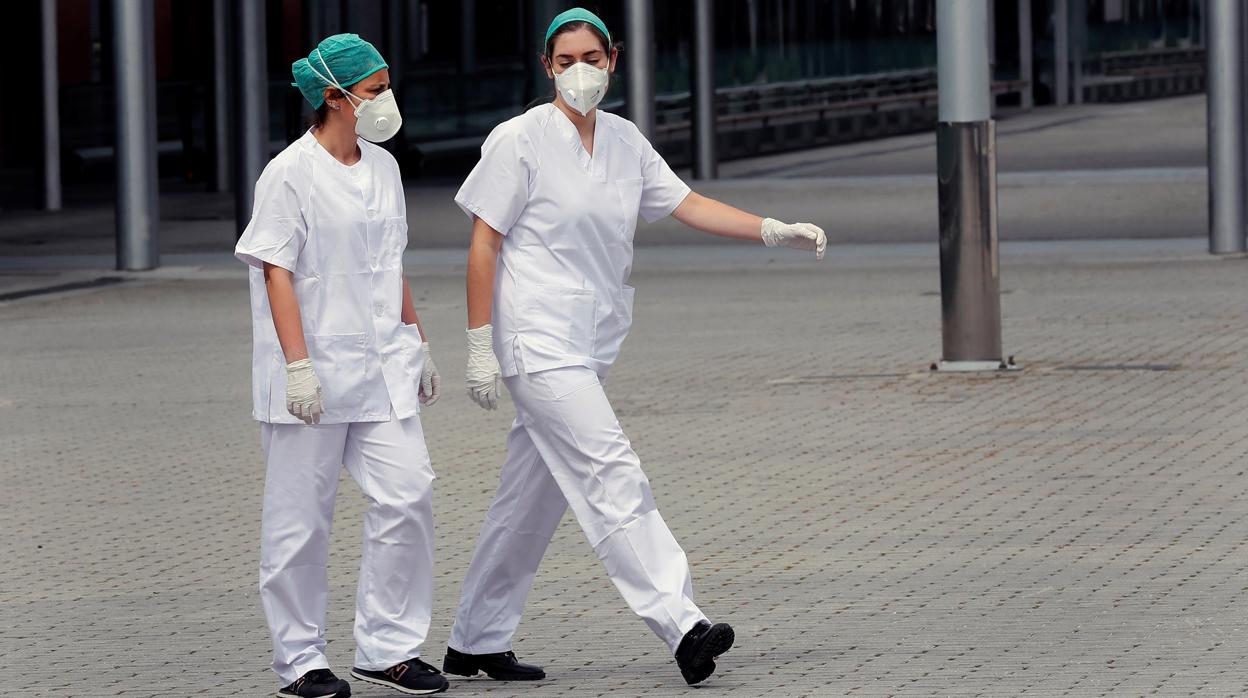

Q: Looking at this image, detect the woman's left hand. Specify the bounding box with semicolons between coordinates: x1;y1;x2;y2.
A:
420;342;442;406
761;218;827;260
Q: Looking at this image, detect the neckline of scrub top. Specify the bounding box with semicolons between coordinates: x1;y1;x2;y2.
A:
546;103;606;181
305;128;368;174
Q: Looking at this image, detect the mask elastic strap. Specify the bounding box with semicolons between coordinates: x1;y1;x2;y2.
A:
307;49;363;109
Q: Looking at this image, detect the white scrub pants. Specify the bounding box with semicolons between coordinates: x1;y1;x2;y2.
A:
448;365;707;656
258;411;436;686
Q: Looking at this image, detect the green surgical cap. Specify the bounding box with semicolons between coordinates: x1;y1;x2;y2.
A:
291;34;388;109
544;7;611;49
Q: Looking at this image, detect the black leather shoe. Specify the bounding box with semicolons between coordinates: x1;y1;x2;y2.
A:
350;658;447;695
442;647;546;681
277;669;351;697
675;620;735;685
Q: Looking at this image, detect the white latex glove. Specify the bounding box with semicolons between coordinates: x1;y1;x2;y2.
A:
419;342;441;406
465;324;503;410
285;358;324;425
761;217;827;260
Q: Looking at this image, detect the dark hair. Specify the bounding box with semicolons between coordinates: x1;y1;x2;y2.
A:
310;102;330;128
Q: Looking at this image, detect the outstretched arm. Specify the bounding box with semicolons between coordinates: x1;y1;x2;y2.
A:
670;192;764;242
671;192;827;259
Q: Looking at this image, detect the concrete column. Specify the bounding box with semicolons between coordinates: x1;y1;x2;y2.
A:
1019;0;1034;109
1207;0;1246;254
624;0;656;139
234;0;268;239
691;0;717;179
211;0;231;193
935;0;1006;370
113;0;160;270
41;0;62;211
1054;0;1070;105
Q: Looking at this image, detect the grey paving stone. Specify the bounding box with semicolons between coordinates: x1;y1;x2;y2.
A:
1;247;1246;696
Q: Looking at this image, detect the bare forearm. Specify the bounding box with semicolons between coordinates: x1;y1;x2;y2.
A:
671;192;764;241
467;219;503;329
263;263;309;363
401;277;427;340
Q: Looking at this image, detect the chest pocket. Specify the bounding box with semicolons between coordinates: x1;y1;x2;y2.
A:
376;216;408;270
614;178;644;242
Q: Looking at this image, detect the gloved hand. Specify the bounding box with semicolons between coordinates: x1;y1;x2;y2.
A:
465;324;502;410
286;358;324;424
419;342;441;406
761;218;827;260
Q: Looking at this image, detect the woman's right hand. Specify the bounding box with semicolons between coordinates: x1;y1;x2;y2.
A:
286;358;324;424
465;325;503;410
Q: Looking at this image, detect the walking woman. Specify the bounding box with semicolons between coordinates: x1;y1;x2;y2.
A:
443;9;827;687
235;34;449;697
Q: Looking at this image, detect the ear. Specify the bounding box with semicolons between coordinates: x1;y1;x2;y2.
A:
608;48;619;74
541;54;554;80
322;86;340;110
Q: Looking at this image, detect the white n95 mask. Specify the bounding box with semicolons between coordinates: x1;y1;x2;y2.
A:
308;50;404;143
555;61;610;116
346;89;403;143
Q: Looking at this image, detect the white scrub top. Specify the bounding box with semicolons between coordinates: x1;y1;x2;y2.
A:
235;129;425;424
455;103;690;377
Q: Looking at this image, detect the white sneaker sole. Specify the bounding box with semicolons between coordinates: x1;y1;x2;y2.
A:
349;670;447;695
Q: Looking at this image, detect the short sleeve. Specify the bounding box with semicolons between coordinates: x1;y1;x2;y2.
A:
638;135;691;224
454;122;532;235
234;158;307;272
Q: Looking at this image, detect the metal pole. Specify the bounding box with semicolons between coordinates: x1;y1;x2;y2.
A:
624;0;656;139
1054;0;1069;105
113;0;159;270
1071;0;1085;104
1242;0;1247;235
386;0;408;158
935;0;1005;371
691;0;717;179
1019;0;1034;109
986;0;996;67
234;0;269;239
41;0;62;211
460;0;476;75
211;0;231;193
531;0;559;103
1207;0;1246;254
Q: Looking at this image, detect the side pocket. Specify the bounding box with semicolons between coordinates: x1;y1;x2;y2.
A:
594;284;635;362
305;333;369;415
519;283;597;361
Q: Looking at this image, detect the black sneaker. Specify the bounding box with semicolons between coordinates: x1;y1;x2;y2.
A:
350;658;448;695
442;647;546;681
277;669;351;698
674;620;735;685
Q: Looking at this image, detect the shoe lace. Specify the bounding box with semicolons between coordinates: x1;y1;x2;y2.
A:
387;658;439;679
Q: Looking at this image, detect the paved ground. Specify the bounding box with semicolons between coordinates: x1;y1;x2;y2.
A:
0;95;1208;257
2;239;1246;696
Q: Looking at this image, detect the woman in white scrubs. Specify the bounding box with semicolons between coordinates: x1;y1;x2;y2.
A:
235;34;449;698
442;9;827;687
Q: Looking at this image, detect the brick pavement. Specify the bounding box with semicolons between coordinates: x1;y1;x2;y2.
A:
1;243;1246;696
